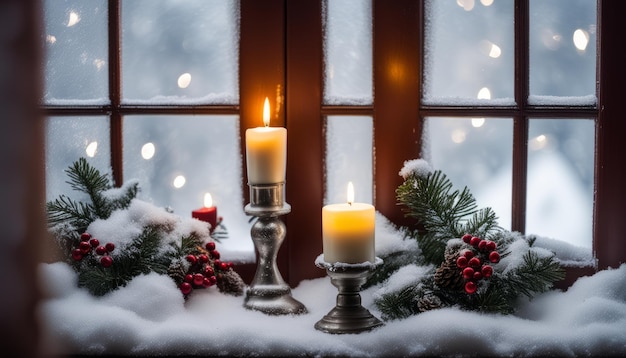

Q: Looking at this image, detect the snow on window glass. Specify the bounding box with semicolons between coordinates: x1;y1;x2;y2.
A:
529;0;597;103
423;117;513;230
43;0;109;105
121;0;239;104
45;117;111;201
527;119;594;248
423;0;514;105
323;0;372;105
123;115;252;259
325;116;373;205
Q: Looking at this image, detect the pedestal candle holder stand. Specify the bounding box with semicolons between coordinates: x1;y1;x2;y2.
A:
243;183;307;315
314;255;384;334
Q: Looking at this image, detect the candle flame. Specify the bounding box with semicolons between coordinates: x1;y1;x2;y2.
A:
204;193;213;207
347;182;355;205
263;97;270;127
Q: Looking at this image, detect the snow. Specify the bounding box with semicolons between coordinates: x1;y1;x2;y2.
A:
37;207;625;356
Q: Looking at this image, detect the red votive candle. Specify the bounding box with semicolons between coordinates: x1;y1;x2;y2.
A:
192;193;217;230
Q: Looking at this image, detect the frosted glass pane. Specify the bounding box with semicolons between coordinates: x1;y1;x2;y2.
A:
325;116;373;205
424;0;514;105
527;119;594;248
121;0;239;104
43;0;109;105
45;117;110;201
123;116;250;250
424;117;513;230
529;0;596;103
323;0;372;105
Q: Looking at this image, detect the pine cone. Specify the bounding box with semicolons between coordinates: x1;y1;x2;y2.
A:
416;293;442;313
434;246;464;291
216;269;245;296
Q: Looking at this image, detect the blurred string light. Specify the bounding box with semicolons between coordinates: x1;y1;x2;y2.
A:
530;134;548;151
178;73;192;89
85;141;98;157
451;129;467;144
573;29;590;51
46;35;56;44
67;11;80;27
173;175;186;189
141;142;155;160
457;0;475;11
93;59;106;71
471;118;485;127
480;0;494;6
477;87;491;99
480;40;502;59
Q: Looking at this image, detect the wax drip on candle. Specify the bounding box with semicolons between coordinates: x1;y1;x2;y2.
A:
347;182;354;206
263;97;270;127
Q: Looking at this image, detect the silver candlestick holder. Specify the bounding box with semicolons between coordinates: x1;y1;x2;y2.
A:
243;182;307;315
314;255;384;334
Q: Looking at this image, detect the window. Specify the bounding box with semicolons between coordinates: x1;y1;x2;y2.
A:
43;0;625;288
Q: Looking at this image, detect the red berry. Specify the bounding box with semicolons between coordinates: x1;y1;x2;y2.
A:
89;238;100;247
456;256;468;268
208;276;217;285
461;234;473;243
465;281;477;294
180;282;192;295
72;249;83;261
105;242;115;252
478;240;487;251
469;236;481;247
481;265;493;278
473;271;483;280
80;232;91;241
95;246;107;255
462;267;475;280
205;242;216;251
186;255;197;264
468;257;481;268
193;273;204;286
184;274;193;283
463;249;474;259
198;254;209;263
79;241;91;251
202;277;212;287
486;241;497;251
489;251;501;263
219;262;228;271
100;256;113;268
211;250;220;260
204;266;215;276
214;259;221;267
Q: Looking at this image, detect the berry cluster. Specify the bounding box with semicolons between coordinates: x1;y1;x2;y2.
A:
71;232;116;268
457;234;501;295
179;241;234;296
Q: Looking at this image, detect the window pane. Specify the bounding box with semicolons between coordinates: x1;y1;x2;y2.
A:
121;0;239;104
323;0;372;105
527;119;594;248
423;0;514;105
424;117;513;230
529;0;596;104
43;0;109;105
325;116;373;205
122;116;252;256
45;116;110;200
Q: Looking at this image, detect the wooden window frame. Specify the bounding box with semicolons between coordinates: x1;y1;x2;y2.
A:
43;0;626;289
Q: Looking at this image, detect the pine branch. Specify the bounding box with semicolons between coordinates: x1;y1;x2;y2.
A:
66;157;115;219
504;251;565;298
46;195;95;232
375;286;421;321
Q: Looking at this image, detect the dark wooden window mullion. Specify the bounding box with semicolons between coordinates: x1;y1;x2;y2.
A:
511;0;530;233
108;0;123;187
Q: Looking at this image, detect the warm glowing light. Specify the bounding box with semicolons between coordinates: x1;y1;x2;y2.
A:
177;73;192;88
204;193;213;207
471;118;485;127
541;29;562;50
530;134;548;151
480;0;494;6
489;43;502;58
263;97;270;127
67;11;80;27
457;0;475;11
173;175;186;188
451;129;467;144
573;29;590;51
46;35;57;44
141;142;155;159
347;182;355;205
85;141;98;157
477;87;491;100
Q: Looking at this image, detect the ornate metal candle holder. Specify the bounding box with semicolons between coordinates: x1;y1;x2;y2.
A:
314;255;384;334
243;182;307;315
